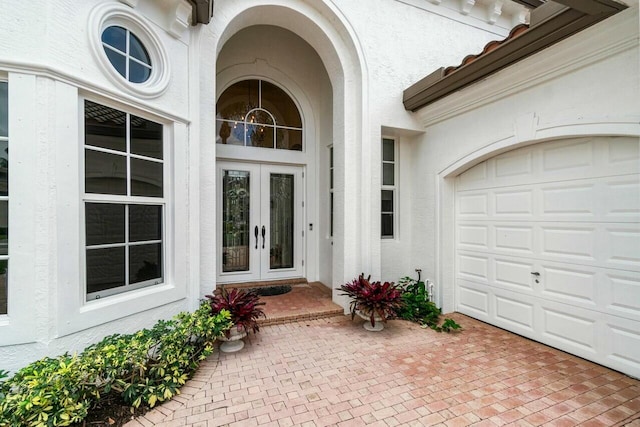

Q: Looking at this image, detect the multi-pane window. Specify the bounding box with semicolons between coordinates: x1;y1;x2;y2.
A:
101;26;152;84
216;80;303;151
381;137;396;238
329;145;334;237
84;100;164;300
0;82;7;314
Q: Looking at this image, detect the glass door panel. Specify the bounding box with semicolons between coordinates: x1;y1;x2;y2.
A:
260;164;303;280
217;162;303;283
222;170;250;272
217;163;261;283
269;173;294;269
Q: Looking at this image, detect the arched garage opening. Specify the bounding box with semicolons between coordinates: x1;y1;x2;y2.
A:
438;130;640;378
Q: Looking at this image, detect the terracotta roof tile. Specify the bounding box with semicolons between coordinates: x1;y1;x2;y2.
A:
443;23;530;76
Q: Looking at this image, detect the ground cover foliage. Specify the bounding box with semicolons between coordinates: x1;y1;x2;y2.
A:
0;304;232;427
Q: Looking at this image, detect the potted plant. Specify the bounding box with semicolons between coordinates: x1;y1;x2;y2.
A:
205;287;266;352
338;274;403;331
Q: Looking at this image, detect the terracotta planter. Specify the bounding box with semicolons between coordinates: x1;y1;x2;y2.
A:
219;328;247;352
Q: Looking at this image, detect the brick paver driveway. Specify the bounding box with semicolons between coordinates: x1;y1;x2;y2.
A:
127;314;640;427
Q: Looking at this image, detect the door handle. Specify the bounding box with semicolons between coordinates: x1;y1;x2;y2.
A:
531;272;540;276
254;225;259;249
262;226;266;249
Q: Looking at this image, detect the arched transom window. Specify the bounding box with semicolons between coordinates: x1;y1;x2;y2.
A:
216;80;303;151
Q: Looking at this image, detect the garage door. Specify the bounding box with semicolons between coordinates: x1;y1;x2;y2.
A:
455;136;640;378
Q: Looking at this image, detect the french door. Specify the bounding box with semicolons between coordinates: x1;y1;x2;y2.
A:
216;162;304;283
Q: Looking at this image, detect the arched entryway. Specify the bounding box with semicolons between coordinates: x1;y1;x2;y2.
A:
200;2;367;310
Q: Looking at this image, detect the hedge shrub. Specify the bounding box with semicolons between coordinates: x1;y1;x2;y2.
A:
0;303;232;427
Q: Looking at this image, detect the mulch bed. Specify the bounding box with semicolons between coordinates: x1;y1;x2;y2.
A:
70;397;148;427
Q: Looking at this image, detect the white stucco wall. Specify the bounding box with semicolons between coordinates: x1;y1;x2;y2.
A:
0;0;536;371
0;0;199;372
408;5;639;312
324;0;517;285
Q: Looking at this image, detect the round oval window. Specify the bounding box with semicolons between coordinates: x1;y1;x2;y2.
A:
101;26;152;83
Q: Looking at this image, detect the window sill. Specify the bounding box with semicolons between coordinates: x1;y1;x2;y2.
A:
59;281;186;337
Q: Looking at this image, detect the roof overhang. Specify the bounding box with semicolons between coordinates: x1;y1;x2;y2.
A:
187;0;214;25
403;0;629;112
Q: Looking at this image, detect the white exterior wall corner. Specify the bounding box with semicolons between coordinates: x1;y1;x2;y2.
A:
194;23;217;300
0;0;199;372
411;6;640;313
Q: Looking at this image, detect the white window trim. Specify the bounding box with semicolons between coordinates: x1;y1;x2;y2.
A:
0;78;8;318
381;136;398;240
56;91;185;337
88;3;170;99
0;73;38;345
0;79;7;317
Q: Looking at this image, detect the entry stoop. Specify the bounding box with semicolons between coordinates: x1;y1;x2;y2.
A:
221;280;344;326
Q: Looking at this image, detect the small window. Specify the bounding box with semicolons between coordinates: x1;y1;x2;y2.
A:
216;80;303;151
0;81;7;314
101;26;152;83
84;100;164;300
88;3;170;97
329;145;334;237
381;137;396;238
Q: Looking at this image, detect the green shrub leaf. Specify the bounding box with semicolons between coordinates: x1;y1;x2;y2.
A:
0;302;233;426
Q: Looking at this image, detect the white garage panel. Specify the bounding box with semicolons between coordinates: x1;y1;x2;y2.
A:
455;136;640;378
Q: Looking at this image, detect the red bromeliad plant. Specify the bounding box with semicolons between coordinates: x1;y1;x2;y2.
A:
338;274;403;328
205;288;266;337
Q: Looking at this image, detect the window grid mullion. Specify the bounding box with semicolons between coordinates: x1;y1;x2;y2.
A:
125;204;130;287
102;43;125;57
273;127;277;149
217;118;302;132
125;29;131;80
128;56;152;69
129;239;162;247
86;242;126;250
85;145;163;165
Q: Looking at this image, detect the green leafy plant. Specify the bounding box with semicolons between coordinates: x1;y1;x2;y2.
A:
206;288;266;336
0;369;8;401
397;275;461;333
0;303;232;427
438;317;462;333
338;274;403;328
0;355;91;426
